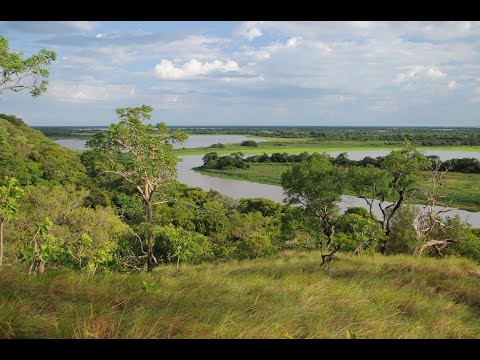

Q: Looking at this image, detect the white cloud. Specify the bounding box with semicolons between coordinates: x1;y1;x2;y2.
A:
395;66;447;83
427;67;446;79
237;21;263;41
448;80;457;89
245;37;302;62
48;80;134;103
222;75;264;84
154;58;240;80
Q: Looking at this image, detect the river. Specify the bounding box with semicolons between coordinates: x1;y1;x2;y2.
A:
53;135;263;151
178;155;480;227
54;136;480;226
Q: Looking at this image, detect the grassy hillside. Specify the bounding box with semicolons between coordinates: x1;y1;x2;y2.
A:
1;252;480;338
195;164;480;212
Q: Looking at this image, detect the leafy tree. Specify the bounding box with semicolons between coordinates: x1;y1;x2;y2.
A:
0;35;56;97
159;224;211;271
0;176;23;268
348;143;429;253
236;231;276;259
202;152;219;168
239;198;284;217
240;140;258;147
336;212;384;254
20;217;64;274
86;105;187;271
281;153;346;249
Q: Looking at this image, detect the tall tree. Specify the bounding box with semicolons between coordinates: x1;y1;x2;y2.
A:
87;105;187;271
349;143;429;253
0;176;24;268
281;153;346;249
0;35;56;97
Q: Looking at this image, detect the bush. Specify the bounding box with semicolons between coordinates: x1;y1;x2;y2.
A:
240;140;258;147
236;231;276;259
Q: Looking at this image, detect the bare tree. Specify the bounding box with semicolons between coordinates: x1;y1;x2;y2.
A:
413;160;458;257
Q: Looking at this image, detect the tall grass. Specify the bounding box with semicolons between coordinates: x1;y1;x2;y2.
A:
1;252;480;338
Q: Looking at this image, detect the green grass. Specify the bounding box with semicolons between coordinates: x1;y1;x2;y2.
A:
174;141;480;156
1;252;480;338
195;164;480;212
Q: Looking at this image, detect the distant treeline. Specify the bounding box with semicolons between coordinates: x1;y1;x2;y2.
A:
200;151;480;173
34;125;480;147
187;127;480;146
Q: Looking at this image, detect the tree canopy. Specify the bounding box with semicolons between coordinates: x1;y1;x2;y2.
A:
0;35;56;97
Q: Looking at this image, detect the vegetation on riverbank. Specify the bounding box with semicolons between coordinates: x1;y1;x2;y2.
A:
1;252;480;339
175;143;480;156
195;163;480;212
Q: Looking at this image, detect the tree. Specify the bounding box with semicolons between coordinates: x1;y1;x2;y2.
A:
0;35;56;97
349;143;428;253
0;176;23;268
413;160;459;256
86;105;187;271
159;224;211;271
281;153;346;249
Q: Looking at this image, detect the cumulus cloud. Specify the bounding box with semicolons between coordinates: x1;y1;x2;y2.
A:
154;58;240;80
395;66;447;83
237;21;263;41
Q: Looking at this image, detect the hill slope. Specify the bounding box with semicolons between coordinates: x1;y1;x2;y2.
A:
0;114;87;185
1;251;480;338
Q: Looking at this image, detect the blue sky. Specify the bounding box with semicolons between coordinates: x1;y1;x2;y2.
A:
1;21;480;126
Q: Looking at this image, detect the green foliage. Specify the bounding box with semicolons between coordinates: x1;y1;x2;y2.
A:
0;176;24;267
0;127;8;142
241;140;258;147
282;153;346;249
386;206;421;254
158;224;212;269
236;231;276;259
0;115;88;186
0;176;24;223
346;329;357;339
0;35;56;97
19;218;64;273
345;207;370;218
336;213;384;253
86;105;188;271
238;198;283;217
86;106;188;197
382;142;429;194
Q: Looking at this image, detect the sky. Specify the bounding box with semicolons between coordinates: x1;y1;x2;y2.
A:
1;21;480;127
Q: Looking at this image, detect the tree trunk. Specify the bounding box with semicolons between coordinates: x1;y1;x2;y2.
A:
326;224;335;250
0;220;4;269
39;261;45;274
176;254;180;272
147;200;153;272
